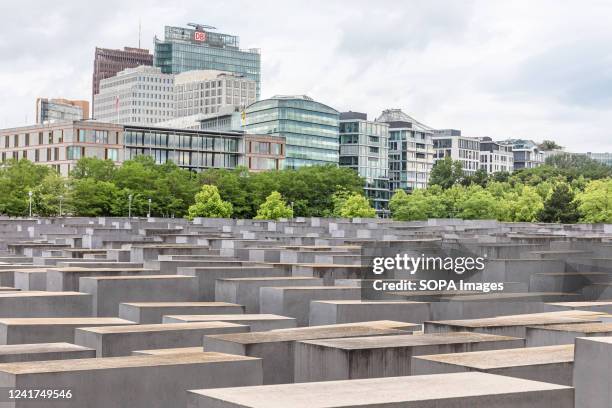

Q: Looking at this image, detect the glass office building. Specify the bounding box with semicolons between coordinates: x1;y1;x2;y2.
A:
123;125;241;171
154;24;261;98
244;95;339;169
339;112;390;216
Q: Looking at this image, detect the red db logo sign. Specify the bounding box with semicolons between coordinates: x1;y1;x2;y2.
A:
194;31;206;42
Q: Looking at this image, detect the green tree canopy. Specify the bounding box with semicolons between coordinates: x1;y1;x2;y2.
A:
429;157;464;189
0;159;50;216
576;179;612;223
336;193;376;218
538;182;579;223
254;191;293;220
187;185;233;220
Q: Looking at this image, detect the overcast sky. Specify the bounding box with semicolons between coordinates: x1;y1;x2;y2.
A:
1;0;611;152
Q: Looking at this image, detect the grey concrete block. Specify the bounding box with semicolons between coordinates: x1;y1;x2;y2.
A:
119;302;244;324
574;336;612;408
309;300;430;325
162;314;297;331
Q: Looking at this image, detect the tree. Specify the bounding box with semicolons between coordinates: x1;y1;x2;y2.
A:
69;178;119;216
337;193;376;218
538;183;580;223
538;140;562;150
429;157;463;189
0;159;50;216
70;157;116;181
254;191;293;220
32;173;68;216
389;189;447;221
457;187;500;220
576;179;612;223
187;185;233;219
510;185;544;222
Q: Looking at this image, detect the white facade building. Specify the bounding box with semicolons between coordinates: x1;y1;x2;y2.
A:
377;109;435;192
94;66;175;125
174;70;256;117
479;137;514;174
433;129;481;175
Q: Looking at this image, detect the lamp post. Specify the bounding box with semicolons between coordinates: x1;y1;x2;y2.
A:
28;191;33;217
128;194;133;219
58;195;63;217
147;198;152;218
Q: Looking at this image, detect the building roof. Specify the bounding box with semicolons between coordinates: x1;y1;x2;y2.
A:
376;109;433;132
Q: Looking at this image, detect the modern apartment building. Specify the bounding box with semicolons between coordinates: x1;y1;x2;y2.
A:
479;137;514;174
339;111;390;215
92;47;153;114
244;95;339;169
94;66;175;125
1;121;284;175
154;24;261;98
36;98;89;124
499;139;545;170
174;70;256;117
432;129;481;175
377;109;435;192
0;121;124;176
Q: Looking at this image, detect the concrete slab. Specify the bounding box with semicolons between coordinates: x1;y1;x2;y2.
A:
132;346;203;356
425;311;602;337
162;314;297;331
182;266;289;301
46;267;162;292
260;286;362;326
79;275;199;316
412;344;574;385
526;322;612;346
574;336;612;408
294;332;524;382
203;321;419;384
215;277;324;313
119;302;244;324
0;317;134;345
0;343;96;363
13;269;48;291
0;292;92;318
187;372;573;408
309;300;430;325
75;321;249;356
0;352;262;408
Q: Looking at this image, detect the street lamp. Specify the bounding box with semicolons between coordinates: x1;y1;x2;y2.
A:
58;195;63;217
128;194;133;219
147;198;152;218
28;191;33;217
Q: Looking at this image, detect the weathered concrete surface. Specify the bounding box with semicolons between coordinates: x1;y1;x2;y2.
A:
0;343;96;363
0;317;134;344
526;322;612;346
412;344;574;385
74;321;249;356
0;292;92;318
309;300;430;325
46;267;162;292
260;286;362;326
215;277;324;313
574;336;612;408
119;302;244;324
132;346;203;356
0;352;263;408
425;311;602;338
187;372;574;408
203;321;419;384
79;275;199;316
162;314;297;331
294;332;524;382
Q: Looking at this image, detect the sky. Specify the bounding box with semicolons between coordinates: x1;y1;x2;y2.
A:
1;0;611;152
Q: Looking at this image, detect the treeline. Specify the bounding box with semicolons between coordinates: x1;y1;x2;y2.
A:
0;157;365;218
390;154;612;223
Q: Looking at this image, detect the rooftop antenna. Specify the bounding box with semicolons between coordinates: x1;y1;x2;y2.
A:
187;23;217;30
138;19;142;48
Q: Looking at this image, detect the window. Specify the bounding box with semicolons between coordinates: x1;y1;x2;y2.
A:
105;148;118;161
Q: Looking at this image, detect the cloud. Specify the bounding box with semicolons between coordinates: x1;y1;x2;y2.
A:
0;0;610;152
